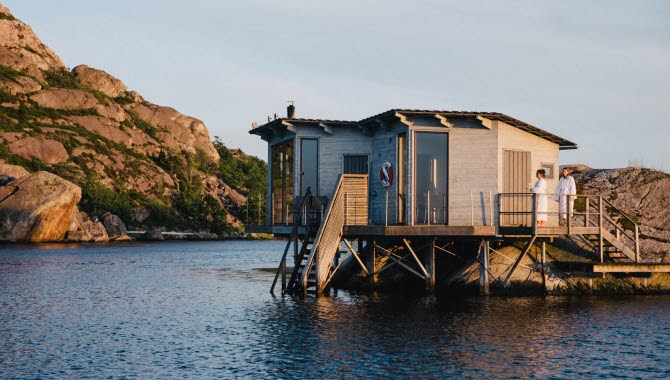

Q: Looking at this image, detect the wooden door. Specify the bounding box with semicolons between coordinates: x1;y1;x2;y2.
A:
503;150;531;226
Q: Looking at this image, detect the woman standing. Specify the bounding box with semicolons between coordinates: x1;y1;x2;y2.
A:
554;167;577;226
530;169;547;226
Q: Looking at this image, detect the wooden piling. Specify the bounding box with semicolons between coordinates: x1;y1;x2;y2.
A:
479;239;490;295
367;239;377;287
425;237;436;291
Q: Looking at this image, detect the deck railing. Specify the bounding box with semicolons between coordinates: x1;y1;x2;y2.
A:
498;192;640;262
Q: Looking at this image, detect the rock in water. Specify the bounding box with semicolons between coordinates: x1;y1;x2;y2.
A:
101;212;127;238
0;171;81;242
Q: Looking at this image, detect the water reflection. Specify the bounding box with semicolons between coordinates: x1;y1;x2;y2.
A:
1;241;669;378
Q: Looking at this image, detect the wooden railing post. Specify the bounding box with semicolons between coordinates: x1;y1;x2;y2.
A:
635;225;640;263
598;196;604;263
531;193;537;233
585;197;590;227
498;193;503;227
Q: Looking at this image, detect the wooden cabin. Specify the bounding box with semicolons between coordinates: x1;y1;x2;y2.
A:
249;107;657;296
250;107;577;228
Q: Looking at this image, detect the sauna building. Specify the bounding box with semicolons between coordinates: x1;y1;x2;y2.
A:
251;107;577;227
249;106;649;296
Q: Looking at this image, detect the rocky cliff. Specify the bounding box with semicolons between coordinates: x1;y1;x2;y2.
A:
0;3;267;239
572;166;670;261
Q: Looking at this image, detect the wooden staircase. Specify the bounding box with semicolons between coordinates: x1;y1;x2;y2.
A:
582;196;640;263
288;174;368;295
270;188;319;295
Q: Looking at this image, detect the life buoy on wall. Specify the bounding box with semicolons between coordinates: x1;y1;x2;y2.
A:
379;161;394;189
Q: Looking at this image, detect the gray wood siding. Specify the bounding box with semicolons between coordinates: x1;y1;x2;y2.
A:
294;126;372;200
369;121;408;225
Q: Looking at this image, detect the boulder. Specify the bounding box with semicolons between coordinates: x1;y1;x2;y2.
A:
101;212;127;238
7;136;68;164
126;102;220;161
0;160;29;178
0;171;81;242
66;217;109;243
31;88;98;110
72;65;128;98
143;227;165;241
0;75;41;95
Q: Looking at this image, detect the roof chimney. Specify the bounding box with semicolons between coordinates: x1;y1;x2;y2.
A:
287;101;295;118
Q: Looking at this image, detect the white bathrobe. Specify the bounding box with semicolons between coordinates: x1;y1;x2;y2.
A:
530;178;547;221
553;176;576;219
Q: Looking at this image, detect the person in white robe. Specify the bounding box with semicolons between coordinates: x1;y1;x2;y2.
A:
530;169;547;226
553;167;577;226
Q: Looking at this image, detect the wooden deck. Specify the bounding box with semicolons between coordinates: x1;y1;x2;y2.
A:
592;263;670;273
344;225;496;237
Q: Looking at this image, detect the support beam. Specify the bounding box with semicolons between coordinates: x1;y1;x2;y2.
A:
343;239;369;274
502;236;537;288
479;240;490;295
318;122;334;135
394;112;413;127
368;240;377;286
434;114;453;129
375;244;426;280
403;239;430;278
425;237;436;291
541;241;547;295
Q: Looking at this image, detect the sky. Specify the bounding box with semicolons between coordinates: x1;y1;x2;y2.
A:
4;0;670;170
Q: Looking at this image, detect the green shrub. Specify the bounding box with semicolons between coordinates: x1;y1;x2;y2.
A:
43;68;81;89
0;65;22;82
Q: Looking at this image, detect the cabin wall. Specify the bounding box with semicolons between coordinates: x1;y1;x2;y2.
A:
448;119;499;226
294;126;372;200
497;122;561;224
369;121;408;225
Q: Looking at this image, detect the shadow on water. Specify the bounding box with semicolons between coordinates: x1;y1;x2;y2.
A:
1;240;670;378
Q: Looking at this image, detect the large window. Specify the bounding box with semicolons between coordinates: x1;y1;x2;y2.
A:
414;132;448;224
300;139;318;196
272;139;294;224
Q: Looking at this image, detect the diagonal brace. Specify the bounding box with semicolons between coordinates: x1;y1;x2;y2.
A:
502;236;537;288
403;239;429;278
375;244;427;280
343;239;369;274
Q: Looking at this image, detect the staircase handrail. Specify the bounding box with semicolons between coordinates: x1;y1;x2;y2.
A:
298;176;345;289
270;188;312;294
299;174;368;292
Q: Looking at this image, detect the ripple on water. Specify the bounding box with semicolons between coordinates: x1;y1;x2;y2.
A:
1;241;670;379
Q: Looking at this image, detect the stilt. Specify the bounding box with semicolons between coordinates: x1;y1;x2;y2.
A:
479;239;490;295
541;241;547;295
425;237;436;291
367;239;377;287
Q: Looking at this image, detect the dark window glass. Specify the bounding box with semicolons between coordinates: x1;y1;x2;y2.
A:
300;139;318;196
414;132;448;224
343;155;369;174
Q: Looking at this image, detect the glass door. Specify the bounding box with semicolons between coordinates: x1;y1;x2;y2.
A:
271;140;294;224
414;132;448;224
300;139;318;196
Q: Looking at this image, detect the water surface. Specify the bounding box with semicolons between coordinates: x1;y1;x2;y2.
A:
1;241;669;379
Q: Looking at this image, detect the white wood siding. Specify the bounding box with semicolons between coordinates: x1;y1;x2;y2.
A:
497;121;560;224
448;119;498;226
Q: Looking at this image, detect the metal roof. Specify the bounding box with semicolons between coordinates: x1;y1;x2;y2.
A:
250;109;578;149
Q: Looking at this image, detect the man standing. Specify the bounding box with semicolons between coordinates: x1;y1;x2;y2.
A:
553;167;577;226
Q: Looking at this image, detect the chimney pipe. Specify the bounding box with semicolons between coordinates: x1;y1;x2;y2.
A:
287;101;295;118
